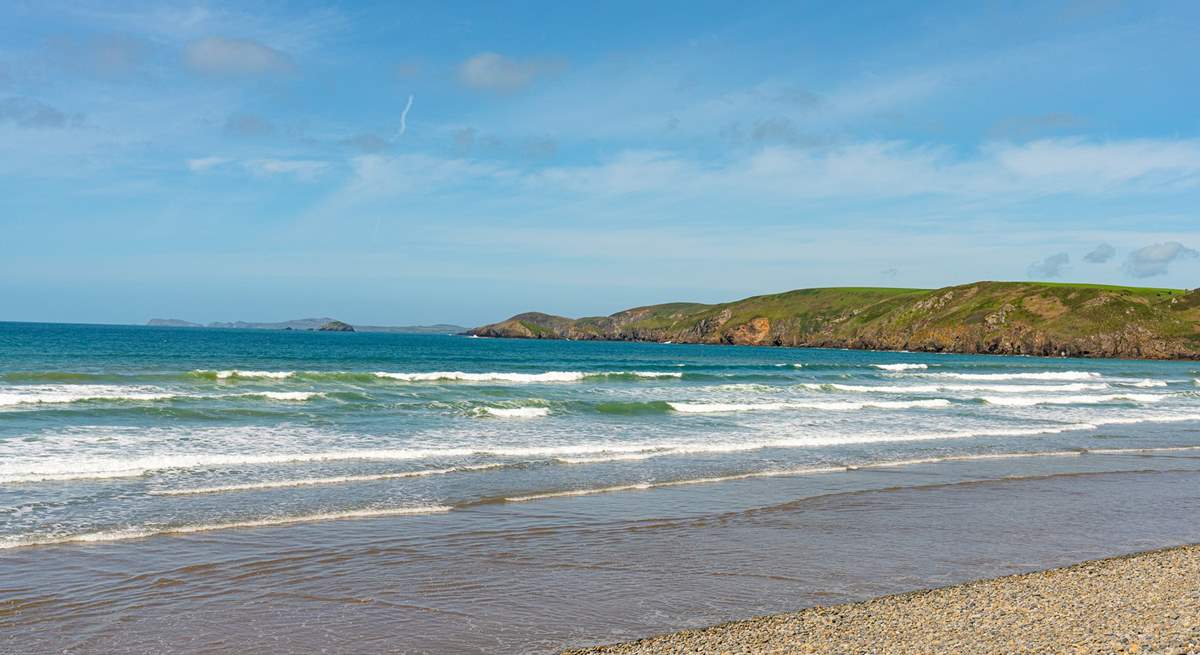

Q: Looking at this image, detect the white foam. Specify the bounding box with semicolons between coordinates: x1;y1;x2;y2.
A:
375;371;586;383
0;385;177;407
0;505;452;549
0;444;666;483
873;363;928;371
204;370;296;380
980;393;1165;407
476;407;550;418
506;466;848;502
804;382;1109;394
1118;379;1168;388
921;371;1101;381
627;371;684;378
235;391;324;402
667;399;950;413
513;444;1200;502
152;464;505;496
7;413;1200;484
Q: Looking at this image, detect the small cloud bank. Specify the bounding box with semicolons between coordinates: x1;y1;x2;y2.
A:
1028;252;1070;279
185;37;293;76
458;53;565;92
1124;242;1199;278
1083;243;1115;263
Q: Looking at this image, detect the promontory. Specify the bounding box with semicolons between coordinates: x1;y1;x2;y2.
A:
468;281;1200;359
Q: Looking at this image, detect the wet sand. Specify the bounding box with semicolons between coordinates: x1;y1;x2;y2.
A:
568;544;1200;654
5;456;1200;653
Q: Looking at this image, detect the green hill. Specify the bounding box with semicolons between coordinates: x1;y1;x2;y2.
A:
468;282;1200;359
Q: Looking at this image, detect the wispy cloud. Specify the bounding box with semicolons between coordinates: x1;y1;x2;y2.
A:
458;53;566;93
526;138;1200;200
186;156;229;172
185;37;293;76
244;158;327;180
0;97;84;129
187;157;327;180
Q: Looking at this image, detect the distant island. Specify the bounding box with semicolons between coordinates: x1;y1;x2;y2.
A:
146;317;465;334
468;281;1200;360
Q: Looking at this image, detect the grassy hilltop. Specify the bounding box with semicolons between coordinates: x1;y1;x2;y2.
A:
469;282;1200;359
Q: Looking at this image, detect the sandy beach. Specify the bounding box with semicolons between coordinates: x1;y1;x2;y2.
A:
567;544;1200;654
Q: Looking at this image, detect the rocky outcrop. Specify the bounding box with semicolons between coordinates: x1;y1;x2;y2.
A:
147;318;202;327
317;320;355;332
469;282;1200;360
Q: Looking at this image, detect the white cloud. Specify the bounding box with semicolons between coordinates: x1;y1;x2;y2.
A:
1083;242;1115;263
526;138;1200;199
185;37;293;76
186;157;327;180
244;158;327;180
458;53;564;92
1028;252;1070;278
988;139;1200;192
342;154;514;198
1124;242;1198;278
186;156;229;172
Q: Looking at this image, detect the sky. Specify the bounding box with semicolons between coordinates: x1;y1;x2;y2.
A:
1;0;1198;326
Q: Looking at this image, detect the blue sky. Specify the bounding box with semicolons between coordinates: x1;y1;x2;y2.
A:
1;1;1198;326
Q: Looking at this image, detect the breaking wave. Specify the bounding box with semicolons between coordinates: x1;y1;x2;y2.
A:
474;406;550;418
980;393;1166;407
666;399;951;413
803;382;1109;394
920;371;1101;381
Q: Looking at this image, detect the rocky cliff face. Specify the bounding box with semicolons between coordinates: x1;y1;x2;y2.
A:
469;283;1200;360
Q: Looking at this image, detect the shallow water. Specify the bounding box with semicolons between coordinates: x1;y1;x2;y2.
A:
2;323;1199;652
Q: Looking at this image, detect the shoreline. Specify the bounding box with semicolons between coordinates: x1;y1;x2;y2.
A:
465;333;1200;362
565;544;1200;654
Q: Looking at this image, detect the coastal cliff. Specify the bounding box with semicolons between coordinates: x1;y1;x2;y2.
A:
469;282;1200;359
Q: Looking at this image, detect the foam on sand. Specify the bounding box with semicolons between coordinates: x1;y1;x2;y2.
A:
0;505;452;549
153;463;506;495
512;444;1200;502
506;465;849;502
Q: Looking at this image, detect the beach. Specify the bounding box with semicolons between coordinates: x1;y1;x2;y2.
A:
3;325;1200;652
568;545;1200;654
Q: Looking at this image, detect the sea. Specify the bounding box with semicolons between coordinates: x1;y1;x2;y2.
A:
2;322;1200;653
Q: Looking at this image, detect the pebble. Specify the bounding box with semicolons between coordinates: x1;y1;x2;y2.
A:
563;545;1200;654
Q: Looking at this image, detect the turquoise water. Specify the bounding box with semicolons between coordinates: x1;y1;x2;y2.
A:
2;321;1199;549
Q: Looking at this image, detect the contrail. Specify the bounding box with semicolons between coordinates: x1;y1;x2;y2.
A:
397;94;414;137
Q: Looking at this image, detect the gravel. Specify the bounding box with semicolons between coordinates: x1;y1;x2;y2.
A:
564;545;1200;654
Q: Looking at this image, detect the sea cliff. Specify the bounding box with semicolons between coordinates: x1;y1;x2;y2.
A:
469;282;1200;359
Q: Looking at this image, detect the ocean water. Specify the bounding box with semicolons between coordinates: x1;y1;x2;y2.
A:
3;322;1200;652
